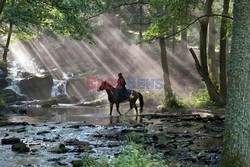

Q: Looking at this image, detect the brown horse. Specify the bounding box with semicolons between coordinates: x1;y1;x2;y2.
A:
98;81;144;116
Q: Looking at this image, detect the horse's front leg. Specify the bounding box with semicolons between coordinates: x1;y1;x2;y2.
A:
110;103;114;116
116;103;122;116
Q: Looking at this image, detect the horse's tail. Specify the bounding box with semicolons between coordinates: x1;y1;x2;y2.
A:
138;92;144;113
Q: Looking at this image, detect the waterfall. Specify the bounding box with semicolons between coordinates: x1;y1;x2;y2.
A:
6;61;69;98
5;61;23;95
51;72;69;97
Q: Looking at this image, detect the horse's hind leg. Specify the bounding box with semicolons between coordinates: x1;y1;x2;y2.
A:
116;103;122;116
134;104;138;115
110;103;114;116
130;102;133;110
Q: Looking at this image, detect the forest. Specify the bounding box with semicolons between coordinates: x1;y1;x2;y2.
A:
0;0;249;166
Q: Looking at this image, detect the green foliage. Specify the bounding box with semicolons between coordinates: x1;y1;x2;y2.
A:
144;0;200;41
0;95;5;106
186;89;218;108
163;95;183;109
0;0;107;41
81;142;168;167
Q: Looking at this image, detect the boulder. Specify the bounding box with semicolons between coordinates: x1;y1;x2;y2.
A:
19;74;53;99
40;99;58;108
12;142;30;153
40;94;79;107
1;137;21;145
37;130;50;135
17;71;35;78
49;144;70;154
71;160;83;167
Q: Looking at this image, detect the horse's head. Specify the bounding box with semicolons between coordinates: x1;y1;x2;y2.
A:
97;80;114;92
97;81;106;92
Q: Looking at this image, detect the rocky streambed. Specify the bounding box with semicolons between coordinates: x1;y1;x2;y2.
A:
0;107;224;167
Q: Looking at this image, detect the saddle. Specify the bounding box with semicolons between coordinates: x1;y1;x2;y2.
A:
112;88;131;101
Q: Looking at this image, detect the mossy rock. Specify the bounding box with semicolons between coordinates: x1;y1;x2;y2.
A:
71;160;83;167
49;144;70;154
16;127;26;133
37;130;50;135
12;142;30;153
2;137;21;144
0;121;9;127
40;99;58;108
0;89;27;104
79;98;108;106
40;94;79;107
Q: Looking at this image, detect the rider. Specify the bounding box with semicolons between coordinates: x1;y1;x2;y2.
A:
117;73;126;90
116;73;130;100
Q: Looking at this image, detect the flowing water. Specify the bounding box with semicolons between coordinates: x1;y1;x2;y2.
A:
0;106;150;167
0;106;224;167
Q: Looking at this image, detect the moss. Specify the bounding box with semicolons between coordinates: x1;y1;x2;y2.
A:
81;98;108;106
40;99;58;108
12;142;30;153
222;154;248;167
72;160;83;167
49;144;70;154
222;131;248;167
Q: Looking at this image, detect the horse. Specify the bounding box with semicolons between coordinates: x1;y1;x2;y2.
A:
98;81;144;116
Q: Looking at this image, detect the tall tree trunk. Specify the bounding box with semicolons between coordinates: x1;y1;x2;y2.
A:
190;48;223;104
159;38;173;97
199;0;213;76
0;0;6;16
139;4;143;45
172;26;176;54
219;0;230;105
180;29;188;58
3;22;13;62
222;0;250;166
208;15;219;84
197;0;224;104
181;29;187;45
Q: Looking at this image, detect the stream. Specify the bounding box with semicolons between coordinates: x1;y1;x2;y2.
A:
0;106;224;167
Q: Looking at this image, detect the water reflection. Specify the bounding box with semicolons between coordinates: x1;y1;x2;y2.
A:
8;106;146;125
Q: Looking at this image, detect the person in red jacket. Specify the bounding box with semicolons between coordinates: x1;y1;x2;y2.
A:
117;73;126;90
116;73;131;101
